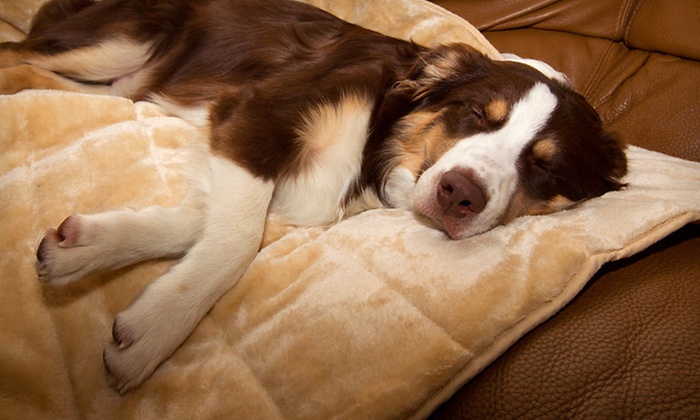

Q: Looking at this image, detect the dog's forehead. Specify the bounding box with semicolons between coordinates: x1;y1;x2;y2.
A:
453;58;558;108
435;83;560;167
433;65;559;140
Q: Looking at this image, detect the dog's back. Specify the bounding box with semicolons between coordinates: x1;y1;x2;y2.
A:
13;0;416;100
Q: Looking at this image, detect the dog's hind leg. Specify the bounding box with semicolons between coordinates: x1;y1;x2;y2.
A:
0;37;155;96
0;63;114;95
0;0;156;96
0;0;178;95
103;156;274;393
0;43;24;68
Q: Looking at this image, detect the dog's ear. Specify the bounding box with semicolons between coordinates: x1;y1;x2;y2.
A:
419;43;486;80
398;43;489;101
599;130;628;191
500;53;572;87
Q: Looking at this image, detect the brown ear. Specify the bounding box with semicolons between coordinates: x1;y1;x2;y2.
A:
399;43;489;101
419;43;486;81
601;131;628;191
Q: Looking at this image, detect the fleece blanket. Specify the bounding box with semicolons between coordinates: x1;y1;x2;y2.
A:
1;1;700;419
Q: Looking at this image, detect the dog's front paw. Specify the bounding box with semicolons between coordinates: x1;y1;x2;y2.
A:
103;299;189;394
103;336;166;394
36;214;100;285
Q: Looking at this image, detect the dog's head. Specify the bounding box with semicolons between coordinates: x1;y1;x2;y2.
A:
383;44;627;239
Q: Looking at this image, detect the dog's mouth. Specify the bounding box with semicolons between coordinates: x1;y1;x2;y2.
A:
419;210;492;240
413;193;493;241
413;168;495;240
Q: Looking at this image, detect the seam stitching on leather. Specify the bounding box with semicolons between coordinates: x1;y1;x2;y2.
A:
624;0;647;45
595;52;651;122
480;1;558;32
582;0;639;104
581;42;616;101
591;49;630;108
616;0;639;41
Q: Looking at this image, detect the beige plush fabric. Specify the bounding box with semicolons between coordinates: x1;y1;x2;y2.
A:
1;1;699;419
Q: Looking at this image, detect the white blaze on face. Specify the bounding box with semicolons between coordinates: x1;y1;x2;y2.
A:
412;82;559;239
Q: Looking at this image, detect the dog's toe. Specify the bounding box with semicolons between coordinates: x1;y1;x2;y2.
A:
103;348;114;377
35;229;62;281
33;214;108;285
36;230;54;264
103;339;162;394
112;316;135;350
56;214;84;247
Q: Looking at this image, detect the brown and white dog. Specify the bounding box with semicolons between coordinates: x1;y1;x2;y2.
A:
0;0;627;393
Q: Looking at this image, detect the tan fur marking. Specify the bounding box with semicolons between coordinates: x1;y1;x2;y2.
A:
532;138;557;162
525;194;575;216
547;194;574;211
485;98;509;122
499;191;574;225
499;189;530;225
391;110;452;177
0;64;112;95
425;49;463;81
0;49;23;68
294;94;372;174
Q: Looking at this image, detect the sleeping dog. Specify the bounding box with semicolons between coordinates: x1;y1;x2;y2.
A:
0;0;626;393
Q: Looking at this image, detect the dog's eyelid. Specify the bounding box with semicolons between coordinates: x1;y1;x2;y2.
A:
534;158;551;171
468;103;485;120
527;151;555;174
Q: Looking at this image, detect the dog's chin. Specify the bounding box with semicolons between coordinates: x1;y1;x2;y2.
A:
441;217;472;240
413;205;493;241
441;216;495;240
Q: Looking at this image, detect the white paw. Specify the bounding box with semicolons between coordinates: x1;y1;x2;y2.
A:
103;292;193;394
36;214;104;285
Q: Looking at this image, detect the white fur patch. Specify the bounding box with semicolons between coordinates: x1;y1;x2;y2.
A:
413;82;558;238
150;96;211;127
272;95;373;225
383;166;416;210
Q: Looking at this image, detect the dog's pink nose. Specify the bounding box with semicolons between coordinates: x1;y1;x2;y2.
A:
437;170;487;217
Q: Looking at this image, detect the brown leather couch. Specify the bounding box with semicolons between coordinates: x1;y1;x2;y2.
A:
428;1;700;418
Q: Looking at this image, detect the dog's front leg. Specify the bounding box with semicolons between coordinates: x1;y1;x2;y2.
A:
103;156;274;394
36;197;206;286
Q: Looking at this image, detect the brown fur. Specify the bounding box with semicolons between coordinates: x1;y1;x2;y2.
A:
1;0;627;229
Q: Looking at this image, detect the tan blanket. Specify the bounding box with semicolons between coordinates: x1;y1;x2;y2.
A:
1;1;699;419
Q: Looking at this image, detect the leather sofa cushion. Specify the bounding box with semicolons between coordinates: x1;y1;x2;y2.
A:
625;0;700;60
